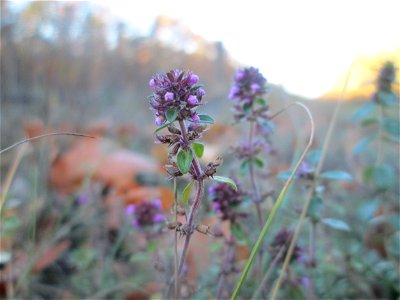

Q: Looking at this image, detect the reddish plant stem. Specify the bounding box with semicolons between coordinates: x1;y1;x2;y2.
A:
216;236;236;299
247;116;264;280
248;118;263;228
167;120;205;298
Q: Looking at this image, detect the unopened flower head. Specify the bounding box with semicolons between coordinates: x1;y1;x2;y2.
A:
270;228;303;264
209;182;246;223
377;61;396;93
229;67;267;104
125;199;165;228
148;70;205;126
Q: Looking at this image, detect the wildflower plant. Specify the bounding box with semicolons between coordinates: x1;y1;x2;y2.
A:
229;67;273;228
353;61;399;191
148;69;237;297
125;199;165;229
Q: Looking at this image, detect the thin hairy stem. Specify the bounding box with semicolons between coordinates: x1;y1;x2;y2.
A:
307;222;317;300
247;112;264;282
173;178;179;299
0;132;96;155
177;179;204;274
166;120;205;297
248;118;263;228
269;59;356;300
231;102;314;300
216;237;236;299
252;245;286;300
376;105;384;166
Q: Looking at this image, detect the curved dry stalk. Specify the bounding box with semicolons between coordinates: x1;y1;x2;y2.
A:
0;132;97;155
230;101;314;300
269;59;357;300
1;143;28;208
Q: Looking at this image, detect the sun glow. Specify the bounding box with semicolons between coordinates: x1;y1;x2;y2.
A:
94;0;400;99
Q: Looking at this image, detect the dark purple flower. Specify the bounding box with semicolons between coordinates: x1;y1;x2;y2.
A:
148;70;205;126
125;199;165;228
270;228;303;264
229;67;267;104
209;181;246;223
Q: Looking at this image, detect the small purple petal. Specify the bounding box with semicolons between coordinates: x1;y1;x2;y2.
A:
228;86;240;99
131;219;139;228
77;194;89;205
301;277;310;288
149;78;156;88
153;199;162;209
192;114;200;123
153;213;165;223
164;92;174;101
155;115;165;126
251;83;260;91
187;95;198;105
197;88;205;97
188;74;199;85
125;204;136;216
235;69;245;81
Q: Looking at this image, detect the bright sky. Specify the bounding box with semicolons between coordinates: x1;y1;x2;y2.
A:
96;0;399;98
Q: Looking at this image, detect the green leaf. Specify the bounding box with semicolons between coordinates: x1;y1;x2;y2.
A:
243;103;252;114
154;121;172;133
254;157;264;168
307;196;323;222
321;218;351;231
363;164;395;191
353;136;375;155
231;223;245;241
385;232;400;260
240;159;249;175
277;171;298;180
361;118;379;127
165;108;178;122
70;247;96;269
383;118;400;140
352;102;377;121
212;176;237;191
210;242;224;253
306;149;321;165
198;114;215;124
376;91;397;106
147;240;158;253
319;170;352;181
256;97;267;106
192;142;204;158
182;181;195;205
177;149;193;174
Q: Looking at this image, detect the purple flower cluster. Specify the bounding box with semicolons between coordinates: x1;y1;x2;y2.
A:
125;199;165;228
148;70;205;126
235;140;270;160
229;67;267;104
270;228;303;264
209;182;246;223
